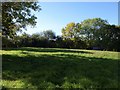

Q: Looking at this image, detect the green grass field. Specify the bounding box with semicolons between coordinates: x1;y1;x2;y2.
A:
1;47;120;89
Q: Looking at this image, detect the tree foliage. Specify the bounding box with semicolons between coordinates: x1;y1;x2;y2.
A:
62;18;120;51
62;22;81;40
2;2;41;38
80;18;109;47
41;30;56;40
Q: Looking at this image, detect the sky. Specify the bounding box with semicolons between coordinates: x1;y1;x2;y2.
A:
24;2;118;36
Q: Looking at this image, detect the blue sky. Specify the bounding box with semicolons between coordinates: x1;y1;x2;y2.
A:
24;2;118;36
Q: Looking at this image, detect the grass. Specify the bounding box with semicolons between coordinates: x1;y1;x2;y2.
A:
1;47;120;89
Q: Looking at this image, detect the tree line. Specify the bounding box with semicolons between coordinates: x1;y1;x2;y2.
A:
2;18;120;51
1;2;120;51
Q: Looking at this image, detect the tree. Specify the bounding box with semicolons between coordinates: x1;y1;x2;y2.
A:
31;33;48;47
55;35;63;48
62;22;79;39
2;2;41;39
19;33;32;47
41;30;56;40
80;18;109;48
62;22;87;48
103;25;120;51
62;22;82;40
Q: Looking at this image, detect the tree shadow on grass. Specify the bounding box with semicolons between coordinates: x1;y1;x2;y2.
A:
3;47;93;54
2;51;119;89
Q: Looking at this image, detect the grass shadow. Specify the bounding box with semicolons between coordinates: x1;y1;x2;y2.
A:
2;51;119;89
2;47;93;54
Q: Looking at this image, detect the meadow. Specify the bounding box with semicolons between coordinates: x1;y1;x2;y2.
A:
1;47;120;89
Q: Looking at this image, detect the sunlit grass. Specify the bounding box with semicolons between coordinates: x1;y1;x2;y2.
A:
1;47;120;89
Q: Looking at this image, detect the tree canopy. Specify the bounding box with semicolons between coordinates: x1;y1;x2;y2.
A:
41;30;56;40
2;2;41;38
61;18;120;51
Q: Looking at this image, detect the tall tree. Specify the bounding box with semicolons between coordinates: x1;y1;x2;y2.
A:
62;22;86;48
2;2;41;38
62;22;78;39
80;18;109;47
